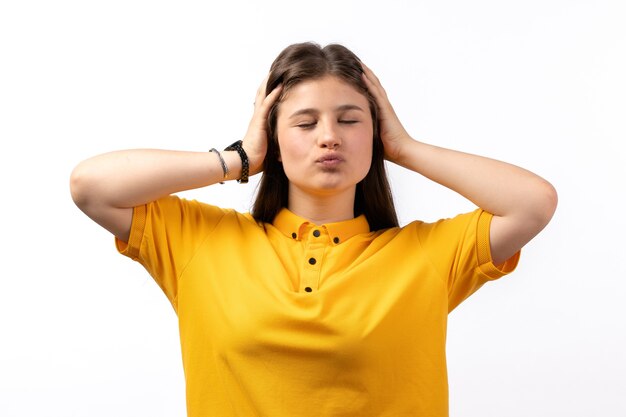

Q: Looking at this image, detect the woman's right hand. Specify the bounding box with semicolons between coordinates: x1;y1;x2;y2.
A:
242;75;283;175
71;76;282;242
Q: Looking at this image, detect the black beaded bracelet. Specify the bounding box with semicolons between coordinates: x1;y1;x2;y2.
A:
224;140;249;184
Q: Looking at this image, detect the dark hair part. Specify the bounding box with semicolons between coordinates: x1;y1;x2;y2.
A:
252;42;398;231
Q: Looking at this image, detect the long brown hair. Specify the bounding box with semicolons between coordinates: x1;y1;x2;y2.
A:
252;42;398;231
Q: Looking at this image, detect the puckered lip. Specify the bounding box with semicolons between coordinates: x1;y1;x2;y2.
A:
315;153;344;163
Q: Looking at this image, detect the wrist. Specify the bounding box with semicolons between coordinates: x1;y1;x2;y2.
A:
241;142;266;177
224;140;249;184
386;135;418;165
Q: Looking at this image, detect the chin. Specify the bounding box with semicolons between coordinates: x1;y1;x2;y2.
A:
291;179;350;196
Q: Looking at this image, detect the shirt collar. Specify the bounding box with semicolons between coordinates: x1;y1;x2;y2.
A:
272;208;370;245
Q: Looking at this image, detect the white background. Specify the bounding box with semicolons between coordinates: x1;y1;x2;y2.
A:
1;1;625;416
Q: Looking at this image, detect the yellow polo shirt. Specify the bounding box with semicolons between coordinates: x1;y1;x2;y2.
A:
116;195;519;417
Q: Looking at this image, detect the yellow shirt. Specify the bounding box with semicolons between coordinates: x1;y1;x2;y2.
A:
117;196;519;417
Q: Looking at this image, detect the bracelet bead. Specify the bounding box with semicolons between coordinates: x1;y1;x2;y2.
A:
224;140;249;184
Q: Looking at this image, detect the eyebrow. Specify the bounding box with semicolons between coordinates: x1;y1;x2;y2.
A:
288;104;365;119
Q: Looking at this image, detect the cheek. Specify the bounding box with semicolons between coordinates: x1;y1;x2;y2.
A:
276;143;304;182
358;126;375;155
358;129;375;171
278;142;304;167
276;125;308;157
276;132;300;166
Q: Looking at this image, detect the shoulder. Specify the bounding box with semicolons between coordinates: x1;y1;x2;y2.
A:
145;195;259;231
400;209;484;234
386;209;489;251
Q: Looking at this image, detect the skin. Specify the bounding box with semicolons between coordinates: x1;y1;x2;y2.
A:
70;64;557;265
69;77;282;243
361;63;557;264
275;76;374;224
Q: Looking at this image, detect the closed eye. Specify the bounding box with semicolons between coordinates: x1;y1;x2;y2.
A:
339;120;359;124
297;122;317;129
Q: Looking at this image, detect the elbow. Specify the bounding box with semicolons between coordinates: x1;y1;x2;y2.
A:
533;179;558;229
69;162;95;212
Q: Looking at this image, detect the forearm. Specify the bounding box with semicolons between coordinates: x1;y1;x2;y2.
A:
394;139;557;222
70;148;243;210
362;63;556;263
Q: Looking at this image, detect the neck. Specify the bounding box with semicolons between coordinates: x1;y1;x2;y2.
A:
287;185;356;225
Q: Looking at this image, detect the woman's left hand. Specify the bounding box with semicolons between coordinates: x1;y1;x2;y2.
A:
361;63;414;164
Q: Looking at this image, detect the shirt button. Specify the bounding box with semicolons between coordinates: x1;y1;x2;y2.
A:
313;230;321;237
304;287;312;292
291;232;297;239
333;237;340;244
308;257;316;265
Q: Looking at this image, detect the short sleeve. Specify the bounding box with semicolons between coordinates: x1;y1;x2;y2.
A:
115;195;230;309
413;209;520;312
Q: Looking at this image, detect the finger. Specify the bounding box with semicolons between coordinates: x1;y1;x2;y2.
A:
254;73;272;110
258;73;270;95
251;83;282;124
362;71;388;105
361;62;384;90
360;63;388;101
259;83;282;114
360;62;379;84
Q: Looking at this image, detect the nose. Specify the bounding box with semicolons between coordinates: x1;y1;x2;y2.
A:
318;120;341;149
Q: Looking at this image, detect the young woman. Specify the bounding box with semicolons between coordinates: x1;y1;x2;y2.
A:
70;42;557;416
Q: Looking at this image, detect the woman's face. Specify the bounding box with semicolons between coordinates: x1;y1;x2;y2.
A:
275;75;374;198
